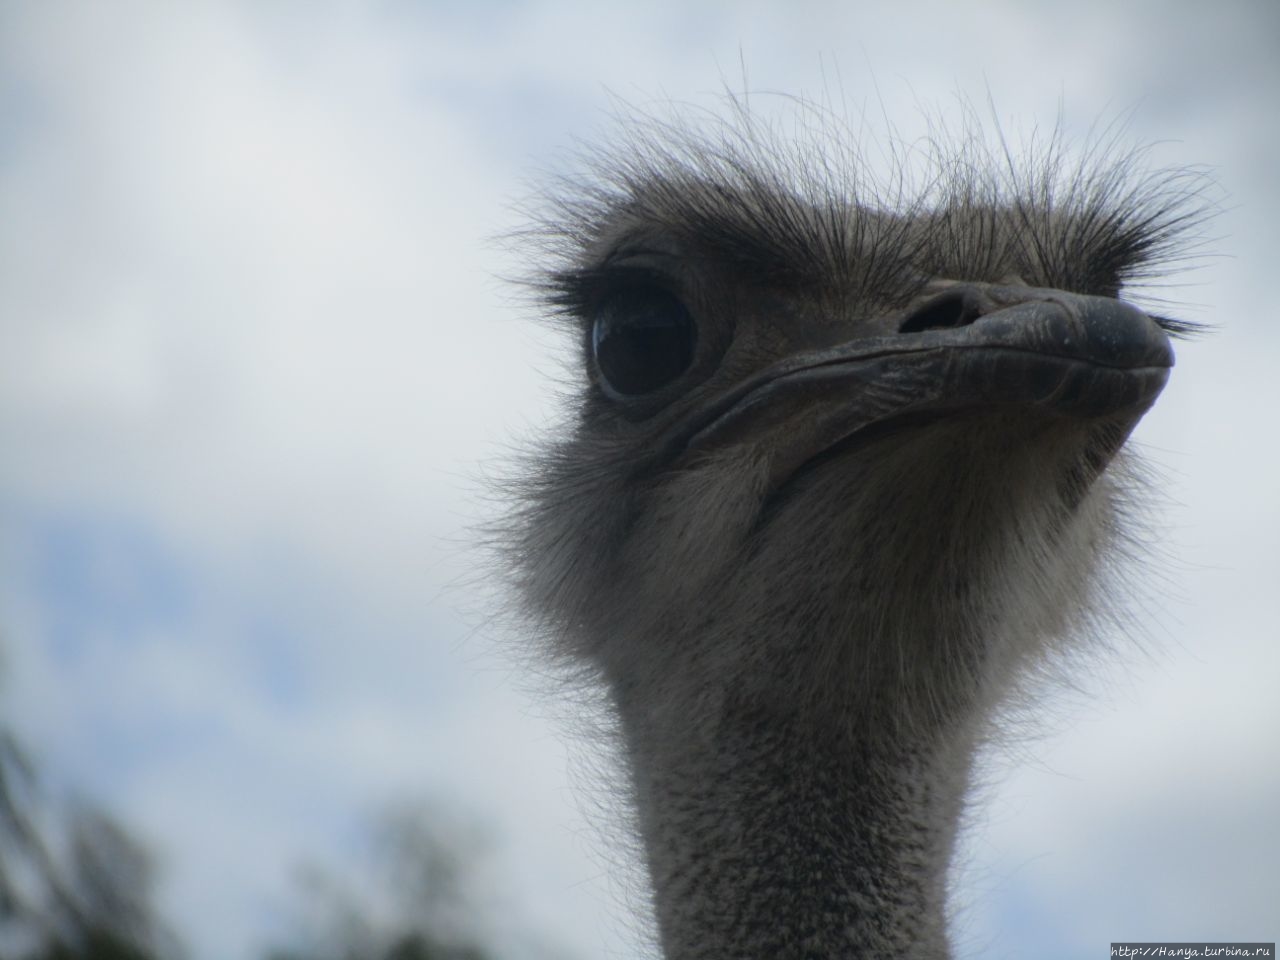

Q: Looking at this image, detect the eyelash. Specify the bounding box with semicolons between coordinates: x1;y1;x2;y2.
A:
555;264;678;321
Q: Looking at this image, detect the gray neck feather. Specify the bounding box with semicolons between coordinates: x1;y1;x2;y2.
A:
617;667;978;959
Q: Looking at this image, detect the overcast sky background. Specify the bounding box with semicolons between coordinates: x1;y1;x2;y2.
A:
1;2;1276;958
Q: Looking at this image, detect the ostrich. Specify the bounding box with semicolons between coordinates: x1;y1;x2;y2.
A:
504;103;1208;959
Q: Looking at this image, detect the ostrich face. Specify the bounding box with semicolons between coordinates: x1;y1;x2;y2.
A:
511;121;1206;731
575;222;1171;497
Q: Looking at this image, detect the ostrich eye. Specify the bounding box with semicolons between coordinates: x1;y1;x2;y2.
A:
591;286;697;397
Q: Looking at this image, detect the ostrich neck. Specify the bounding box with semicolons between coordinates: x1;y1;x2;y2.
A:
616;678;977;960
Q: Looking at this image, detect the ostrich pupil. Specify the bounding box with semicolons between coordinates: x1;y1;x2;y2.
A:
592;287;696;396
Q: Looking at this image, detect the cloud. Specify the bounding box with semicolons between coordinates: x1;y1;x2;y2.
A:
0;3;1275;959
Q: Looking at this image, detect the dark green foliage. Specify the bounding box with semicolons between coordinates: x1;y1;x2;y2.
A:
0;733;174;960
264;805;501;960
2;733;563;960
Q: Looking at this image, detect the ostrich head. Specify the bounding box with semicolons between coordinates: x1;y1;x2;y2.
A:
503;103;1208;959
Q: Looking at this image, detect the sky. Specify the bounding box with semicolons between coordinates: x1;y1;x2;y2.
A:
0;2;1277;958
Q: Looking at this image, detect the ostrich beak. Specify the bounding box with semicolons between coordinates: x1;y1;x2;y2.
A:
667;286;1173;491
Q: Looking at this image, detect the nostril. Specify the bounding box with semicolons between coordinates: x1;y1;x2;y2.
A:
899;288;985;334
